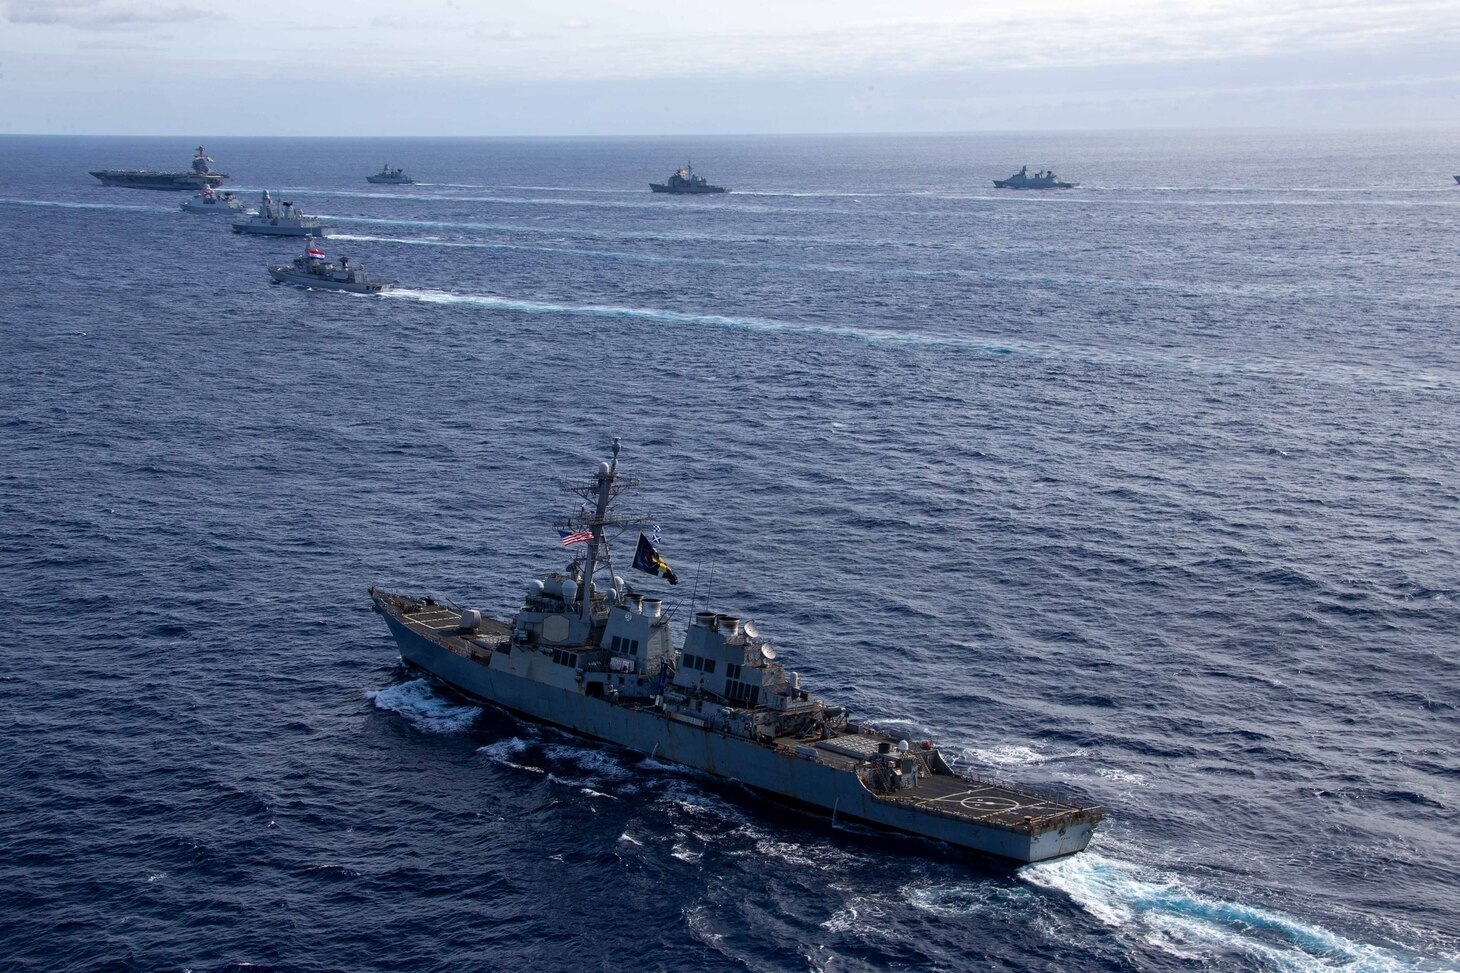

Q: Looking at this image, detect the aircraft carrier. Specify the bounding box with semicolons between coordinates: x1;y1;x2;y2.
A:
90;145;228;190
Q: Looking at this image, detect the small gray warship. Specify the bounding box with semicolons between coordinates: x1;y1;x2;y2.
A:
91;145;228;191
650;161;727;194
232;189;330;237
180;186;244;214
994;166;1078;190
268;238;393;293
366;164;414;185
369;441;1103;863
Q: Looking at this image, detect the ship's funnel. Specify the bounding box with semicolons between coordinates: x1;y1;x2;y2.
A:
643;598;662;618
694;611;716;629
718;615;741;636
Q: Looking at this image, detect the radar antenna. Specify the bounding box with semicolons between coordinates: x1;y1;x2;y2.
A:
567;438;652;624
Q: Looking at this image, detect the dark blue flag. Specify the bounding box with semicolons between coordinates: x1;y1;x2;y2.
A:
632;532;678;585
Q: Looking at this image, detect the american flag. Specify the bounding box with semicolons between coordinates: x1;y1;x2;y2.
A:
559;528;593;546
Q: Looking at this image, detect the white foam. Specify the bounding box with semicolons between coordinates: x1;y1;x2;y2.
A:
903;881;1035;918
670;843;703;864
969;744;1052;767
540;742;634;782
476;736;545;773
820;905;860;933
365;678;480;734
1022;851;1432;972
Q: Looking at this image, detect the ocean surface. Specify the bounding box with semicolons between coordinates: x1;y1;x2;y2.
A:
1;130;1458;973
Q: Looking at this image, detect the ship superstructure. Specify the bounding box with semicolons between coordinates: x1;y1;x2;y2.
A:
232;189;330;237
180;186;245;213
370;441;1103;863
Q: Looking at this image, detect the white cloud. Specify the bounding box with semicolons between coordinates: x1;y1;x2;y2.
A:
5;0;215;29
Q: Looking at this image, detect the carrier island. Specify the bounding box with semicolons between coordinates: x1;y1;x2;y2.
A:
370;441;1103;863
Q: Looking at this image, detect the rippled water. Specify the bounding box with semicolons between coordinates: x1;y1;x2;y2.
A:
1;131;1458;972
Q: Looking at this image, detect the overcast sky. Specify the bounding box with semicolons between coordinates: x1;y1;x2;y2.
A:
2;0;1458;134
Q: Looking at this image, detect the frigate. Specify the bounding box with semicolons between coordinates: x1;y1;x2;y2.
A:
994;166;1078;190
369;441;1104;863
232;190;330;237
268;238;393;293
91;145;228;191
650;161;727;194
180;186;245;214
366;164;414;185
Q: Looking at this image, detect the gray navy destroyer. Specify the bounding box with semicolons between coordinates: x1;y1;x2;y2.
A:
91;145;228;191
366;164;414;185
180;186;244;214
994;166;1078;190
268;238;394;293
369;441;1104;863
650;161;727;194
232;190;330;237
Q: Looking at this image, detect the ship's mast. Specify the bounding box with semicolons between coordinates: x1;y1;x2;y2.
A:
564;438;651;626
578;439;618;624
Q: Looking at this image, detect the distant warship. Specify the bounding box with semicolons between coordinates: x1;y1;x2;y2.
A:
993;166;1078;190
366;164;414;185
370;441;1104;864
180;186;244;214
232;190;329;237
90;145;228;191
650;161;727;194
268;238;393;293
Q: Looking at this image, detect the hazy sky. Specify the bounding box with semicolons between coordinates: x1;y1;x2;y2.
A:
2;0;1458;134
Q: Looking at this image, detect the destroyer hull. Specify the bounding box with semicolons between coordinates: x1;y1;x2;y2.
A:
233;223;330;237
378;604;1097;863
649;184;727;194
992;180;1077;189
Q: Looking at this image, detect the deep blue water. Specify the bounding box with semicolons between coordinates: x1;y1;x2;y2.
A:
1;130;1458;972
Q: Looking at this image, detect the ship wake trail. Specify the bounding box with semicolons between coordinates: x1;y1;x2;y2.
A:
0;197;173;214
1022;851;1445;972
383;287;1025;356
